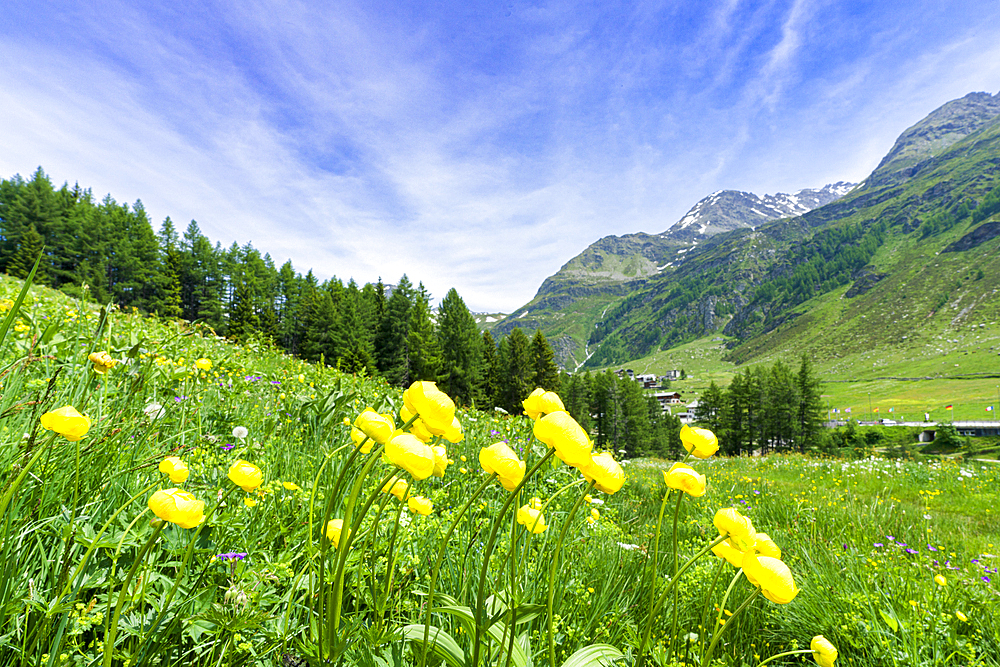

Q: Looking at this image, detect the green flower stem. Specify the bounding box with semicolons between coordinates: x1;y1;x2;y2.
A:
329;464;397;639
668;490;684;663
504;493;520;667
308;442;355;552
754;648;814;667
379;484;410;631
471;448;556;667
708;566;744;652
700;588;760;667
131;485;240;667
419;473;497;667
636;487;674;666
102;522;164;667
696;558;727;663
639;534;729;661
547;479;597;667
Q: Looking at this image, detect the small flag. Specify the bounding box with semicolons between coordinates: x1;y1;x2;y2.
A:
889;407;894;413
988;406;995;412
945;405;953;410
845;407;852;413
873;407;879;413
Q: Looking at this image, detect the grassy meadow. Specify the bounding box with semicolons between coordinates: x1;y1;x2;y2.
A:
0;275;998;667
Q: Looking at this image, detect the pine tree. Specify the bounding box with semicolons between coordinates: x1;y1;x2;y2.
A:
409;282;441;383
228;276;261;342
795;355;824;452
476;330;501;409
529;330;561;392
500;328;532;414
375;275;413;386
436;287;482;405
7;223;45;279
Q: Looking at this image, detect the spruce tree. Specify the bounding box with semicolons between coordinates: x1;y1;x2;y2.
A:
529;329;561;392
500;328;532;414
7;223;45;279
476;330;502;409
795;355;824;452
409;282;441;383
375;275;413;386
436;287;482;405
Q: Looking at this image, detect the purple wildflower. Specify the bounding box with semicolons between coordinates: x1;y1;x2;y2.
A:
905;548;918;555
221;443;235;451
874;543;884;548
983;576;991;583
217;552;247;561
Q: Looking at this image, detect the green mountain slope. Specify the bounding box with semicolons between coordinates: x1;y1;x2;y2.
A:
500;90;1000;373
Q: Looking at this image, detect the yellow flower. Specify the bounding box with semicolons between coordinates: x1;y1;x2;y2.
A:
326;519;349;548
522;388;566;420
382;476;410;500
742;552;799;604
753;532;782;560
711;540;746;568
194;358;212;370
580;452;625;494
530;497;544;510
158;456;190;484
0;298;13;312
680;424;718;459
432;445;450;478
40;406;91;441
443;416;464;444
955;611;968;622
399;406;434;443
148;488;205;529
811;635;838;667
402;381;456;436
88;351;118;374
714;507;756;551
385;432;435;480
663;462;706;497
353;408;395;445
479;442;526;491
408;495;434;515
533;410;592;468
228;460;263;492
282;481;301;491
244;497;257;507
934;574;947;587
517;505;548;533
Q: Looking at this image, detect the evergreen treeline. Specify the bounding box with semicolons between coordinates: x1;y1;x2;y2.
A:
0;167;562;408
695;356;824;455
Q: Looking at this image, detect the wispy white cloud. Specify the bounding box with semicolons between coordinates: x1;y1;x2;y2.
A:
2;0;1000;313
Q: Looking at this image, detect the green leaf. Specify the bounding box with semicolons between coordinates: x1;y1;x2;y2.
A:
560;644;624;667
400;624;465;667
879;610;898;633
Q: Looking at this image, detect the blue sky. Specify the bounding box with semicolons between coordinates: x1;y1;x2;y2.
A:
3;0;1000;312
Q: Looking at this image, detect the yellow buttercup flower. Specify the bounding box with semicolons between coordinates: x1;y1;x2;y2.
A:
443;416;464;444
517;505;547;533
811;635;838;667
663;462;706;497
533;410;592;469
432;445;449;478
385;432;435;480
714;507;756;551
194;358;212;370
0;298;13;312
399;406;434;443
402;381;456;436
158;456;190;484
522;388;565;420
353;408;395;445
382;476;410;500
244;497;257;507
326;519;349;548
479;442;526;491
580;452;625;494
530;497;544;510
711;540;745;568
148;488;205;529
408;495;433;515
40;406;91;441
680;424;719;459
742;552;799;604
228;460;263;492
282;481;301;491
934;574;947;587
753;532;782;560
955;611;968;622
88;351;118;374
